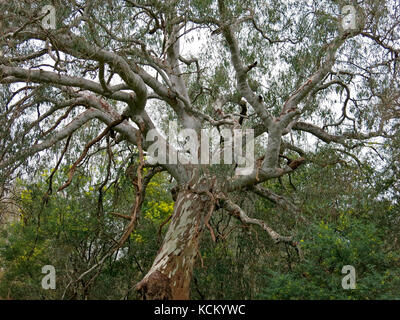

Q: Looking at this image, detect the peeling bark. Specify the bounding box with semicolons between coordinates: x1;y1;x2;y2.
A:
136;186;210;300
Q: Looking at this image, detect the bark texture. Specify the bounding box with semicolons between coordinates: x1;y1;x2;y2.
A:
136;185;210;299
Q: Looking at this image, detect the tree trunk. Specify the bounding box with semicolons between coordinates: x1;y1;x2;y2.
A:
136;186;210;300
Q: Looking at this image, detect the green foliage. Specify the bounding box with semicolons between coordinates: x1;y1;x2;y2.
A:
0;164;174;299
1;0;400;301
258;218;400;299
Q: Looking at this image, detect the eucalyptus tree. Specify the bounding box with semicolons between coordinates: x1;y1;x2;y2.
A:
0;0;399;299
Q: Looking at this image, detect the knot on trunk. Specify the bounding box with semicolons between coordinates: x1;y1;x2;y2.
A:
136;271;172;300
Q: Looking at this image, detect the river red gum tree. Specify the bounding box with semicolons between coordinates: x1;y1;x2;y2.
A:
0;0;398;299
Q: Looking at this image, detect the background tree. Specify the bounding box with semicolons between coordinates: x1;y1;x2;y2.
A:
0;0;399;299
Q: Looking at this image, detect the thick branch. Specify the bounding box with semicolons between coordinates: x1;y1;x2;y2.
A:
0;65;133;104
221;198;297;246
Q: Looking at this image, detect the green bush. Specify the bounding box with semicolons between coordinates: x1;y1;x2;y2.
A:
258;217;400;300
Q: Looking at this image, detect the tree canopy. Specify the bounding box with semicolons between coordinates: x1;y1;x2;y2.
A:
0;0;399;300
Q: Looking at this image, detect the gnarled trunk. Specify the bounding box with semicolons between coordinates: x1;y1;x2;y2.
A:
136;187;210;300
